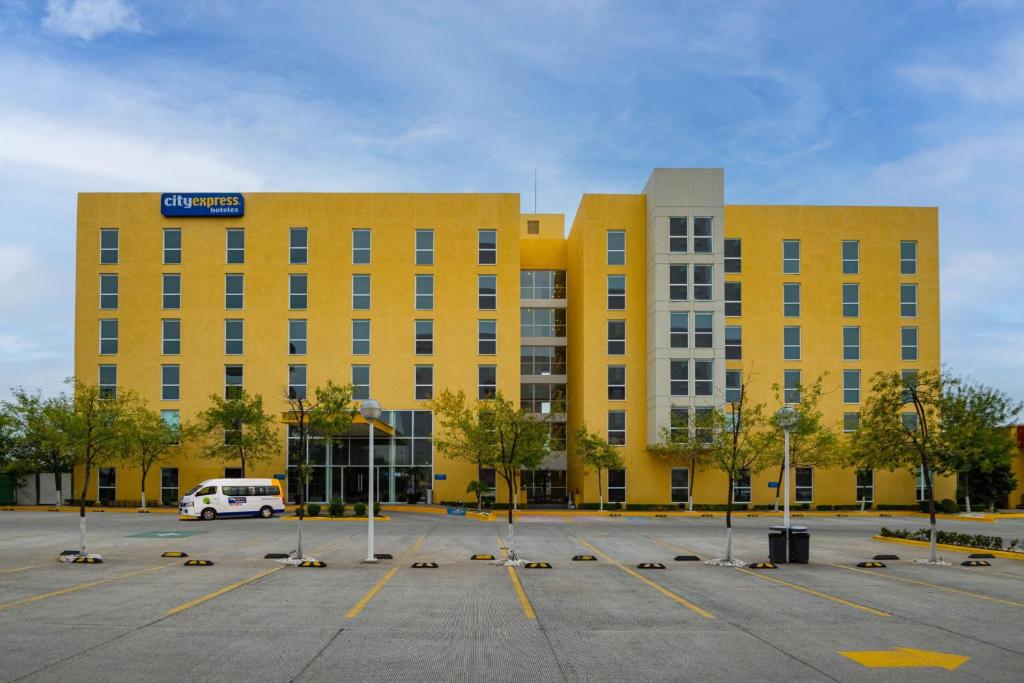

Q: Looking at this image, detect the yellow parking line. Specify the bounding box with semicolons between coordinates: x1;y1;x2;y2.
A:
644;535;702;556
831;563;1024;609
344;532;428;619
0;565;169;614
577;539;714;619
166;565;284;616
495;533;536;620
0;563;49;575
734;567;890;617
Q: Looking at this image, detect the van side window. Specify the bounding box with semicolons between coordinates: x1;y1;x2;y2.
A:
197;486;217;495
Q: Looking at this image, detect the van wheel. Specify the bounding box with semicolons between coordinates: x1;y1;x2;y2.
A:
201;508;217;521
259;506;273;519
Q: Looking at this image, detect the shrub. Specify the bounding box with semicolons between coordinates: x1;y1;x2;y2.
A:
876;504;919;511
294;504;305;517
329;498;345;518
938;498;959;514
354;501;367;517
374;501;382;517
306;503;322;517
880;527;1008;549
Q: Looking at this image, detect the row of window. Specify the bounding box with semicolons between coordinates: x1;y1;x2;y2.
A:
98;227;499;266
781;282;921;318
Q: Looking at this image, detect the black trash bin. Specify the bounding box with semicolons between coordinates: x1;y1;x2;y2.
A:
789;526;810;564
768;525;788;564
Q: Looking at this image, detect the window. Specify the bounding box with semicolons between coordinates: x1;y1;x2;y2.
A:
607;468;626;502
670;407;688;437
783;326;801;361
900;240;917;275
98;467;116;502
607;275;626;309
726;369;741;404
478;229;497;265
520;270;566;299
527;220;540;235
163;228;181;265
478;365;496;399
225;319;243;355
161;364;179;401
478;275;497;310
100;274;119;309
904;412;920;433
521;383;565;414
415;320;433;355
352;320;370;355
844;412;860;433
225;274;244;309
694;312;713;348
607;411;626;445
607;230;625;265
915;466;930;501
669;217;687;253
694;360;712;396
478;320;496;355
783;283;800;317
843;369;861;404
521;346;566;376
161;467;179;505
842;283;859;317
670;312;688;348
733;469;751;503
670;360;688;396
843;326;860;361
795;467;813;502
901;327;918;361
415;365;433;400
671;468;690;503
415;229;434;265
725;282;741;317
521;308;567;337
288;320;306;355
856;469;873;502
669;265;687;301
608;320;626;355
693;217;712;253
290;227;308;264
288;365;307;400
352;365;370;400
608;365;626;400
725;326;741;360
99;364;116;399
352;275;370;310
415;274;434;310
161;274;179;310
783;240;800;274
352;229;371;264
724;238;741;273
100;228;118;264
162;319;181;355
901;369;919;404
900;283;918;317
225;365;243;399
226;229;244;264
784;370;801;404
288;274;306;310
693;265;712;301
842;240;859;274
99;319;118;355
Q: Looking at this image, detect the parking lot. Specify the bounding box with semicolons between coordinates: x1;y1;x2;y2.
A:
1;509;1022;682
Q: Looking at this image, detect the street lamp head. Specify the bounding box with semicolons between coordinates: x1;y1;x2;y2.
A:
359;398;382;421
775;405;798;430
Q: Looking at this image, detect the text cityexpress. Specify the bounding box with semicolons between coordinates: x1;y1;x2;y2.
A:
161;193;244;217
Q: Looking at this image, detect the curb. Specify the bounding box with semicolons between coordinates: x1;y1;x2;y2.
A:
871;535;1024;561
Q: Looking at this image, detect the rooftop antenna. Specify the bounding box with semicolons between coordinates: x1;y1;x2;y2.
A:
533;168;537;213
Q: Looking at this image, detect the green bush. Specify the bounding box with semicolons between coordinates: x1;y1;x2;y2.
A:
578;502;623;510
306;503;321;517
374;501;382;517
938;498;959;514
692;503;749;511
880;527;1007;550
329;498;345;518
354;501;367;517
876;504;919;511
293;504;305;517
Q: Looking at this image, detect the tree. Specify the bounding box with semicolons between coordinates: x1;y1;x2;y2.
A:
766;376;839;511
119;404;180;509
647;410;713;511
284;381;355;560
2;388;74;505
191;391;278;478
433;389;549;561
466;480;493;511
572;425;623;511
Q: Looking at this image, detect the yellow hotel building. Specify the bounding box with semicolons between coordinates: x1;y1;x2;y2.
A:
74;169;951;509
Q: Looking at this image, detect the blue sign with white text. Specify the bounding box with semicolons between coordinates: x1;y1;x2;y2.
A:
768;481;780;488
161;192;244;217
434;474;447;480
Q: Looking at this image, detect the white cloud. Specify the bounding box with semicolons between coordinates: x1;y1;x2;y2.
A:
42;0;140;41
900;30;1024;105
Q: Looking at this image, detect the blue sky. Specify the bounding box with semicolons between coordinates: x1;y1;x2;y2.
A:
1;0;1023;402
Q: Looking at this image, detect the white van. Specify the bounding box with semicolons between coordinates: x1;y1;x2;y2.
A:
179;478;285;520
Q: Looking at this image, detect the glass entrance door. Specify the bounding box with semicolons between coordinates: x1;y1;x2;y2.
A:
344;467;369;503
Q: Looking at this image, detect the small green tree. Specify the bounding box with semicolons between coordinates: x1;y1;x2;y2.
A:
572;425;623;511
466;480;493;510
191;391;278;478
119;404;180;509
432;390;495;511
2;388;75;505
648;409;713;511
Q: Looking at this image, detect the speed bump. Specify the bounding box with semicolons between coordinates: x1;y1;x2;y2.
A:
47;508;60;512
836;513;849;518
879;513;892;518
162;551;188;558
745;513;759;517
471;554;495;561
374;553;393;560
637;562;665;569
749;562;777;569
60;550;80;556
654;513;667;518
609;513;622;517
71;556;102;564
298;560;326;568
524;562;552;569
856;561;886;568
412;562;439;568
873;554;899;561
265;553;290;559
572;554;597;561
184;559;214;566
675;555;700;562
961;560;991;567
968;553;995;559
700;513;714;518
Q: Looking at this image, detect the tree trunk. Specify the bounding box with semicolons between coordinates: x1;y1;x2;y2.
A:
923;457;937;562
725;474;734;562
964;471;971;514
140;465;147;509
53;463;62;506
35;473;40;505
688;459;696;512
598;468;604;512
505;471;516;559
78;465;91;555
241;455;246;479
772;463;784;511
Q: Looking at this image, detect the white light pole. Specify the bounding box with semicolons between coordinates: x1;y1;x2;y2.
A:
360;398;382;564
775;405;798;559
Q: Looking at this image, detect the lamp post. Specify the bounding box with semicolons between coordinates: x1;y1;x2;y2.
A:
775;405;798;560
360;398;382;564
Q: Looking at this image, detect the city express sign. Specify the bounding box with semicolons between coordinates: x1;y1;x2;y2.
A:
161;193;244;217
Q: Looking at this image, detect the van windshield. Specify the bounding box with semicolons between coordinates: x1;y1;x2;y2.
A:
186;485;203;496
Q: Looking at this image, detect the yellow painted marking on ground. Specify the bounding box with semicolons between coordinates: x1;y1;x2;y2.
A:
839;647;969;671
577;539;714;619
832;563;1024;609
0;563;49;575
734;567;890;617
344;531;428;619
166;565;284;616
495;533;536;620
645;535;702;556
0;565;168;614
